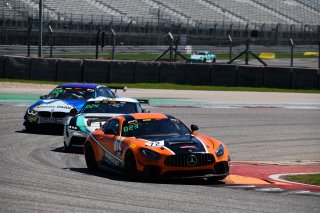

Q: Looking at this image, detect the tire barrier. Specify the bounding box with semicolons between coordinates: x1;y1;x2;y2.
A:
135;61;160;83
56;59;83;82
109;60;135;83
0;56;4;78
83;59;109;83
292;68;319;89
211;64;237;86
30;58;58;81
1;56;319;89
4;56;31;79
160;62;185;84
237;65;265;87
185;63;212;85
264;66;292;89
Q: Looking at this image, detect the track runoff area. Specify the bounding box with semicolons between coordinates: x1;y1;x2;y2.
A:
1;84;319;195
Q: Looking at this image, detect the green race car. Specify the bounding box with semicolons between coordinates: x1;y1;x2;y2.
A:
187;51;216;63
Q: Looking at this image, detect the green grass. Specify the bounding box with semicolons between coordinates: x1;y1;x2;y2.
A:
284;174;320;186
1;78;320;93
54;52;318;60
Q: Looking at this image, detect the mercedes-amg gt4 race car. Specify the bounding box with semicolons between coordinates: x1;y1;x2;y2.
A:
84;113;229;180
64;97;148;152
187;51;216;63
23;83;126;132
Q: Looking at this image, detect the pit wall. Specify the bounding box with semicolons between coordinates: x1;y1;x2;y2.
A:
1;56;319;89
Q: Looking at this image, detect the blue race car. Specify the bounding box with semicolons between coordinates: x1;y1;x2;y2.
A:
23;83;126;132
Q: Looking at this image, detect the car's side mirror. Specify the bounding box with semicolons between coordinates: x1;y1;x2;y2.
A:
69;108;78;116
103;128;115;135
142;109;150;113
40;95;47;99
191;124;199;132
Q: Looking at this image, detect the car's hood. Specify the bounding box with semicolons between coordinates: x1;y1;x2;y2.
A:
30;99;86;112
189;55;204;60
144;136;208;154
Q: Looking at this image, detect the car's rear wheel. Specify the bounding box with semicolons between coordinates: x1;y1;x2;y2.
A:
212;58;216;63
124;151;138;180
84;143;97;171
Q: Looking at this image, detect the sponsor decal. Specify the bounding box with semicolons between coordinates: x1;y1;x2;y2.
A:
89;134;123;167
129;144;136;148
145;140;165;147
180;145;198;149
114;137;125;156
34;100;73;112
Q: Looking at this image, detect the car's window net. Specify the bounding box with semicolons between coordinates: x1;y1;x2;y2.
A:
47;88;95;100
82;101;140;114
121;118;191;140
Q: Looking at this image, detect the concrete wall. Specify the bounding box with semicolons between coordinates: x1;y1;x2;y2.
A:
2;56;319;90
5;56;31;79
30;58;58;81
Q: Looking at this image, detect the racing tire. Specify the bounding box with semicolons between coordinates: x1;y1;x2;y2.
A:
64;141;70;153
203;58;206;63
84;143;98;172
212;58;216;63
124;151;139;180
24;121;36;133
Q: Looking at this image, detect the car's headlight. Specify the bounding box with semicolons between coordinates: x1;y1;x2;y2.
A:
68;125;79;131
215;144;224;158
140;148;160;160
27;109;38;116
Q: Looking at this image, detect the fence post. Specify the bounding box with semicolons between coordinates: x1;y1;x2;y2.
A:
48;24;53;58
111;28;116;60
290;38;294;67
228;35;232;60
95;28;101;59
27;22;32;57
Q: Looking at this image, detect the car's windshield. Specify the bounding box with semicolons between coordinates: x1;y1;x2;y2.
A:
82;101;141;114
197;52;206;55
47;88;95;100
121;118;191;140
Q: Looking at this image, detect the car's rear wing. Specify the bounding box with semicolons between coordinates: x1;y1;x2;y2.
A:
137;99;150;105
109;86;127;93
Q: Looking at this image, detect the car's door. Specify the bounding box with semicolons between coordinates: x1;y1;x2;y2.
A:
100;119;120;155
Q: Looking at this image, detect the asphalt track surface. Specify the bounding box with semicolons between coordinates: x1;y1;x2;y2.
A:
0;99;320;212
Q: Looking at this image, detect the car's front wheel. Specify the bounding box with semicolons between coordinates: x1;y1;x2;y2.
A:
84;143;98;171
64;141;70;153
124;150;138;180
24;121;36;133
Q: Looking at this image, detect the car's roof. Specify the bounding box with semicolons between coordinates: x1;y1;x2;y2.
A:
119;113;171;121
86;97;139;103
57;83;101;89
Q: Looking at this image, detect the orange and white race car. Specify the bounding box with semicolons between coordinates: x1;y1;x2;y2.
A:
84;113;230;180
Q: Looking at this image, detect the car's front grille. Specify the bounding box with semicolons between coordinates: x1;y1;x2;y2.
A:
52;112;68;118
70;136;86;146
164;153;215;167
38;111;51;117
